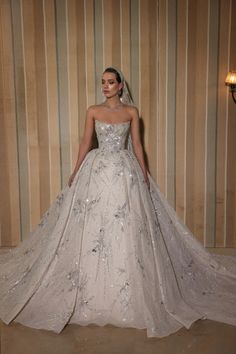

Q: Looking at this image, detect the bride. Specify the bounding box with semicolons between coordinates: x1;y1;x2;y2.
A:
0;67;235;338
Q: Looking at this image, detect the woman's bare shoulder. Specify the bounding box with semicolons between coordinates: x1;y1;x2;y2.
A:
87;104;99;112
123;103;138;111
125;104;139;117
87;104;105;115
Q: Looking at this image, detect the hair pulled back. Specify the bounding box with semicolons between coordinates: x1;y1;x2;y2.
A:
103;67;123;83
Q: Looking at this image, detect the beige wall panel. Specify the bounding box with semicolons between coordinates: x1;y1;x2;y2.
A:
43;0;61;201
148;0;158;181
11;0;30;242
94;0;104;103
34;0;51;216
76;0;87;142
139;0;150;159
166;0;176;207
185;0;197;236
175;0;187;222
215;0;231;247
130;0;139;106
67;0;80;167
226;103;236;246
0;0;20;245
226;0;236;247
185;0;208;243
56;0;70;186
84;0;95;107
204;0;219;246
103;0;121;69
0;77;11;245
120;0;131;82
157;0;167;193
22;0;41;233
111;1;121;69
102;0;112;67
140;0;158;179
3;1;20;245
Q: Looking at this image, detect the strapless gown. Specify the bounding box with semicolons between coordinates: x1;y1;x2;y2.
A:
0;120;235;338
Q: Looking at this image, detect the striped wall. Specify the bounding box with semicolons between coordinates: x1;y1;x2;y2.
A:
0;0;235;247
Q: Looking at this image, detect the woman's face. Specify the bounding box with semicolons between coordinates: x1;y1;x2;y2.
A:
101;72;123;99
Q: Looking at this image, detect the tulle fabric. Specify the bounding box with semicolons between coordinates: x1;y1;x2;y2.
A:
0;120;235;338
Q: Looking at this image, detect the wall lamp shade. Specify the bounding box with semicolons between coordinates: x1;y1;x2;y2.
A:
225;70;236;104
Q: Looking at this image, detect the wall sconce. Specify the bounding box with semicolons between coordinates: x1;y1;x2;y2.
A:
225;70;236;104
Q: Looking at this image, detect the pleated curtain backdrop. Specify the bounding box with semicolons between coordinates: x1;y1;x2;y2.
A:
0;0;235;248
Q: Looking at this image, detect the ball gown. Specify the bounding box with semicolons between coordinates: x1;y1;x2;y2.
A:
0;119;235;338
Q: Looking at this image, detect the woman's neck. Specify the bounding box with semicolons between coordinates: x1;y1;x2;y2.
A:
104;96;122;109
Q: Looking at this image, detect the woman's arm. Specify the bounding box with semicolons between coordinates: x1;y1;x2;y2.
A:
68;107;95;187
129;107;150;188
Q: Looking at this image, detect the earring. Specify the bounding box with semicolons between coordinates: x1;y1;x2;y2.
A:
118;89;123;97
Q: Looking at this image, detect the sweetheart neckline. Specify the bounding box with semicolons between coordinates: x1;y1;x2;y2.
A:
94;119;131;126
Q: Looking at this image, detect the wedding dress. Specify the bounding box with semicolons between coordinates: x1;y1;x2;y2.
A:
0;119;235;338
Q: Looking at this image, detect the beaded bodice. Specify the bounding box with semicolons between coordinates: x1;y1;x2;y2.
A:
95;120;130;152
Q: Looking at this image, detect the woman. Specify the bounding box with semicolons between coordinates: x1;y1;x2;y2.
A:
68;67;149;189
0;67;235;338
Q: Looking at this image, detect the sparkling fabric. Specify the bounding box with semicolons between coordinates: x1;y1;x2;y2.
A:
0;120;236;338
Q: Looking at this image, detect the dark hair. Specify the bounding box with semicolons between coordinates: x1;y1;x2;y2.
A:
103;67;122;84
103;67;123;96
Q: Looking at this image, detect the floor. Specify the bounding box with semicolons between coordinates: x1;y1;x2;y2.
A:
1;319;236;354
1;248;236;354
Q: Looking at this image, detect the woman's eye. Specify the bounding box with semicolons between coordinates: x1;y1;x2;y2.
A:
101;80;115;84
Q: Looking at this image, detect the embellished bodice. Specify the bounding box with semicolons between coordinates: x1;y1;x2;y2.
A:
95;120;130;152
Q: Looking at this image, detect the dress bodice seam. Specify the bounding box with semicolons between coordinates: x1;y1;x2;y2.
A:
94;119;131;126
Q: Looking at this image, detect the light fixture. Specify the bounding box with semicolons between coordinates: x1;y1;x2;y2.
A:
225;70;236;104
